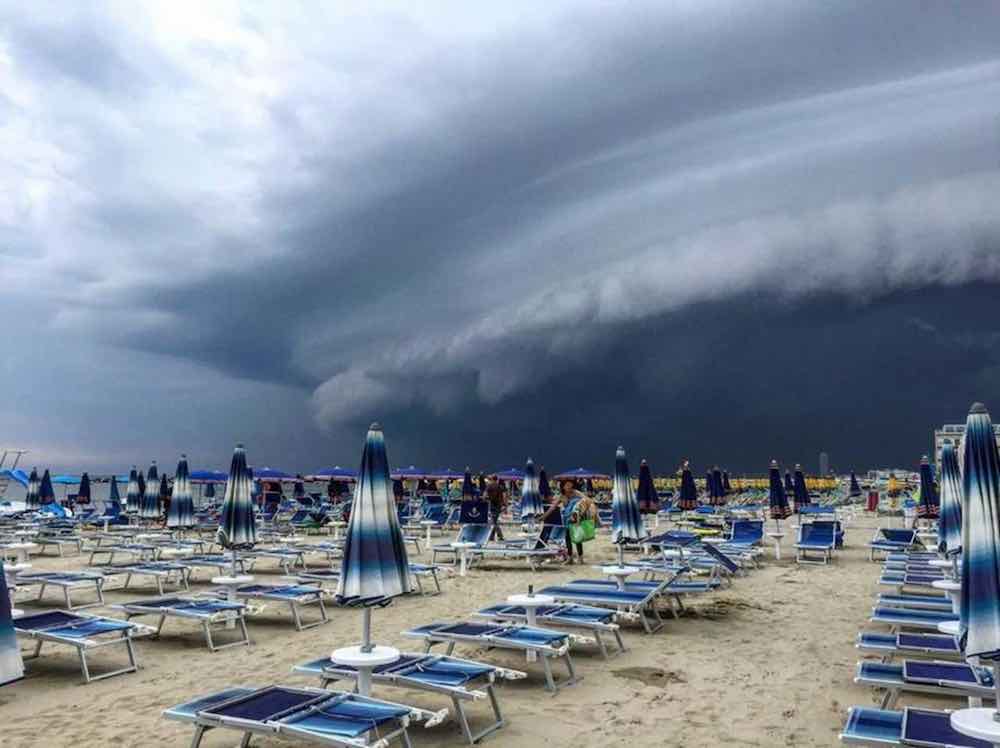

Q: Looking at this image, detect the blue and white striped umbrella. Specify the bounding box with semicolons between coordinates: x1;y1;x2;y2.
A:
0;558;23;685
106;476;122;516
217;445;257;548
636;460;659;514
916;456;939;519
611;446;645;547
125;468;140;513
167;455;196;529
849;472;862;497
337;424;412;606
24;468;39;510
792;465;810;512
139;463;161;519
677;462;698;510
959;402;1000;662
520;458;544;519
784;471;795;494
937;442;962;557
768;460;791;522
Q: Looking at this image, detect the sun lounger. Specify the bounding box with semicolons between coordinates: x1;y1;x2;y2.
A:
868;528;919;561
402;621;580;693
87;542;161;566
538;583;666;633
163;685;441;748
856;632;961;662
476;525;564;570
225;584;329;631
869;605;958;632
295;653;522;744
795;521;836;564
875;593;953;612
100;561;192;595
431;524;491;565
474;603;626;659
840;705;992;746
243;547;308;573
179;554;250;579
117;594;251;651
878;571;946;591
33;533;84;557
13;609;155;683
14;571;105;609
855;660;995;709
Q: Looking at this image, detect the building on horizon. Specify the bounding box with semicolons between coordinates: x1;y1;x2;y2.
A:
818;451;829;476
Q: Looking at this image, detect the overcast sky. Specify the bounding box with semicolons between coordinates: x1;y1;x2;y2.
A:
2;1;999;475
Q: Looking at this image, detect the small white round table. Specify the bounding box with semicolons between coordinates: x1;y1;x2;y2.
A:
11;608;23;619
5;542;36;564
212;574;254;630
507;593;554;662
931;579;962;614
420;521;437;551
451;542;476;577
766;532;785;560
937;620;961;636
331;645;400;696
600;565;639;591
330;521;346;541
951;708;1000;746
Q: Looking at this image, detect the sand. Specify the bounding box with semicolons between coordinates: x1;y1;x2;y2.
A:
1;514;924;747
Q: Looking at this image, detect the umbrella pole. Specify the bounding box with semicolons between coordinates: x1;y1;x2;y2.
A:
231;548;238;578
361;607;372;653
617;543;624;567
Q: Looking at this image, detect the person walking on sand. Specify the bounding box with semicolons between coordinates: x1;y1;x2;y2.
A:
485;475;507;541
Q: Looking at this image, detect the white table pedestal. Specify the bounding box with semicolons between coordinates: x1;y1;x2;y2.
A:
420;521;437;551
600;565;638;591
451;542;476;577
331;645;400;696
766;532;785;560
212;574;254;630
951;708;1000;746
507;593;555;662
931;579;962;615
6;543;36;564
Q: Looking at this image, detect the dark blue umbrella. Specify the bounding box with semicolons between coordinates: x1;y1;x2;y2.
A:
106;476;122;516
519;458;544;519
293;477;305;501
677;462;698;510
849;472;862;497
611;447;645;563
461;468;476;500
391;465;427;480
217;444;257;574
538;467;552;499
139;463;161;519
916;456;939;519
784;470;795;494
137;470;146;501
636;460;659;515
792;465;810;512
251;466;294;481
768;460;791;525
190;470;228;483
312;466;358;481
76;473;91;505
337;423;412;674
958;402;1000;710
125;467;140;513
722;471;732;495
554;467;609;481
167;455;195;529
937;443;962;558
24;468;39;510
494;467;525;482
38;469;55;505
710;467;725;506
203;481;216;500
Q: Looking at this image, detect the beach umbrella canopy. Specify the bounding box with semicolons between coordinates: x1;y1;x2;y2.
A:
312;466;358;481
710;467;726;506
159;474;170;499
167;455;196;528
784;471;794;494
50;474;79;485
636;460;659;514
494;467;525;482
722;471;732;495
792;466;810;512
190;470;228;483
849;472;862;497
428;468;464;481
768;460;792;520
937;443;962;557
916;456;939;519
477;473;487;493
460;469;476;499
139;463;161;519
125;468;140;513
538;467;552;499
203;481;216;499
137;471;146;503
217;445;257;548
106;476;122;515
390;465;427;480
24;468;40;509
554;467;609;481
38;469;55;505
337;423;412;605
251;467;294;481
293;478;305;500
959;402;1000;679
677;462;698;510
519;459;544;519
76;473;91;503
611;447;645;546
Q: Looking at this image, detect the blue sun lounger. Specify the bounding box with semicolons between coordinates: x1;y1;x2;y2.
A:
476;525;565;570
288;564;444;596
474;603;626;659
402;621;579;693
14;570;106;609
243;546;308;573
225;584;329;631
855;660;995;709
100;561;192;595
868;528;919;561
878;572;946;592
163;685;441;748
840;706;992;746
179;554;250;579
116;594;251;651
14;609;156;683
295;653;523;744
432;524;491;565
875;593;953;612
856;632;961;663
795;521;836;564
538;583;666;633
87;543;158;566
870;605;958;632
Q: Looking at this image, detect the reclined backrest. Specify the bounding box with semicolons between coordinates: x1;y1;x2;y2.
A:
730;520;763;544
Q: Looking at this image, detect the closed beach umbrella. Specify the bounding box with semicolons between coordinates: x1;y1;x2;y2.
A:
137;471;146;502
677;462;698;510
167;455;195;529
461;468;475;500
958;402;1000;708
77;473;91;505
159;474;170;504
139;463;160;519
520;458;544;520
636;460;660;514
107;476;122;516
611;447;645;564
24;468;39;509
203;481;216;500
38;469;55;505
293;477;305;502
792;465;810;512
768;460;792;526
217;444;257;575
125;468;140;513
937;443;962;557
539;467;552;500
849;472;862;497
711;467;726;506
916;456;939;519
722;471;732;495
784;470;795;495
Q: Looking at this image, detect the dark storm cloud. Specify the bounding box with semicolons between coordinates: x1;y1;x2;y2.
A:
2;1;1000;471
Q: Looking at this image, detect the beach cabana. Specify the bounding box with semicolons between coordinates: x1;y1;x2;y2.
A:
519;458;544;520
610;447;645;564
937;443;962;558
167;455;196;530
334;423;412;696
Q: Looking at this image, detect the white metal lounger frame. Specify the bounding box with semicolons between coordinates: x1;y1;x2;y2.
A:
102;563;192;596
16;572;106;610
854;660;994;709
118;596;251;651
473;606;626;659
232;586;329;631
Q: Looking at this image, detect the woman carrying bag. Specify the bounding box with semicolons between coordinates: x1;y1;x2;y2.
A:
560;480;599;564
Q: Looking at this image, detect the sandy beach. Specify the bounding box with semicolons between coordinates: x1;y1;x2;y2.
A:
0;513;937;747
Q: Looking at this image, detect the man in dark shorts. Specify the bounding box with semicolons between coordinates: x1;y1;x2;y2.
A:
485;476;506;541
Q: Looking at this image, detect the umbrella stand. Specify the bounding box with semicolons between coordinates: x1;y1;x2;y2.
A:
332;605;400;697
361;607;372;653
